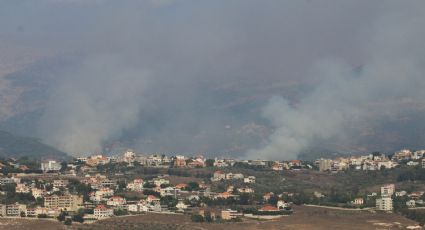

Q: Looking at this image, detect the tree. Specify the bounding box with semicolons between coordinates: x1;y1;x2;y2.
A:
186;182;200;191
160;196;178;208
57;211;67;221
72;213;84;223
204;211;213;222
191;214;204;222
64;219;72;225
206;159;215;167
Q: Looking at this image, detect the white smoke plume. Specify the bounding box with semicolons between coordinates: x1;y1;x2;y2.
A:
38;55;150;154
247;1;425;160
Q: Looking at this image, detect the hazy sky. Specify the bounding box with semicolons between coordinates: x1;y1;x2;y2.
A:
1;0;425;159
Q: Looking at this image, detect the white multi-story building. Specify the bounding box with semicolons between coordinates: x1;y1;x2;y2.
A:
53;179;69;188
376;197;393;212
212;171;226;181
318;159;332;171
381;184;395;197
127;179;144;191
107;196;126;206
15;183;30;193
123;150;136;163
94;205;113;219
40;160;61;172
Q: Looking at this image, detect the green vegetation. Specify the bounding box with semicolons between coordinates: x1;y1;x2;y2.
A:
114;209;128;216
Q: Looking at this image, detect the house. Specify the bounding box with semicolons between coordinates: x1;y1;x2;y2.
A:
396;191;407;197
128;204;141;213
0;177;15;185
53;180;69;188
243;176;256;184
392;149;412;161
212;171;226;181
160;187;177;197
175;183;188;190
107;196;126;206
198;208;220;220
406;200;416;208
221;209;242;220
406;161;419;166
258;205;280;212
175;201;188;211
263;192;274;201
213;159;229;168
147;195;160;203
237;187;254;193
272;161;287;171
215;192;233;199
19;165;29;171
352;198;364;205
226;185;234;192
289;160;302;167
94;205;114;219
226;173;244;180
174;155;187;167
127;179;144;191
96;188;114;197
31;188;45;199
153;178;170;187
277;200;291;209
16;183;30;193
188;158;205;168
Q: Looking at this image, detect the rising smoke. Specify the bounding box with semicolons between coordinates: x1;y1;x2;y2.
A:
1;1;425;158
247;1;425;160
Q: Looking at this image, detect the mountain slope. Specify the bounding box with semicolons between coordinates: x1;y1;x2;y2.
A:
0;130;68;160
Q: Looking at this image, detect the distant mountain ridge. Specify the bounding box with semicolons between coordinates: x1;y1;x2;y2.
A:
0;130;68;160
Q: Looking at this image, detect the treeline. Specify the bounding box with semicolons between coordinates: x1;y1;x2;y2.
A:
397;167;425;182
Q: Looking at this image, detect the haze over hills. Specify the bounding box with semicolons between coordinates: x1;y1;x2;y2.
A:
0;1;425;159
0;130;67;160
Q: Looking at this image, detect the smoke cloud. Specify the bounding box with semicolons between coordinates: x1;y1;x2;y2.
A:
247;1;425;160
1;1;425;158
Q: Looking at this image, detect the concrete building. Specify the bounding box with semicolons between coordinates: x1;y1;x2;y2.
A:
243;176;256;184
381;184;395;197
221;209;242;220
41;160;61;172
53;179;69;188
94;205;113;219
376;197;393;212
6;203;26;216
319;159;332;172
44;194;83;211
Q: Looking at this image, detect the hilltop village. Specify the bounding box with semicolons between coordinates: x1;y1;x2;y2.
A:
0;149;424;228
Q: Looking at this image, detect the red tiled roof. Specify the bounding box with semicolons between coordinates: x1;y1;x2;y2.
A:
95;205;108;210
175;183;187;189
259;205;279;211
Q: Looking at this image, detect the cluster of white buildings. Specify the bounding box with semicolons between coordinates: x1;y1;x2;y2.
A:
317;149;425;172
